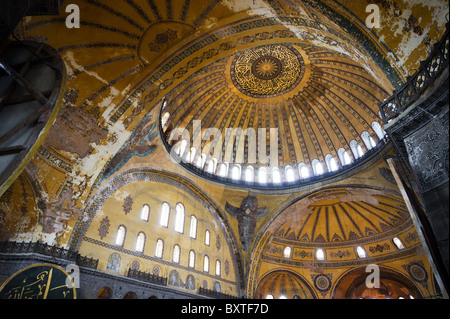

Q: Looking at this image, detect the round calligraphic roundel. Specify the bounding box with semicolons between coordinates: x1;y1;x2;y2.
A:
230;44;304;98
407;262;428;283
0;263;76;299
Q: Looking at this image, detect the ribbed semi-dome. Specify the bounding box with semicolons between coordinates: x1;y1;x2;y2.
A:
255;270;316;299
163;41;390;186
267;187;410;245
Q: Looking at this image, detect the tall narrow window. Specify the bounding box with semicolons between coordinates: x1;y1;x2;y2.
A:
161;112;170;129
189;250;196;268
312;159;324;176
160;202;170;227
203;255;209;273
217;163;228;177
189;215;197;239
174;203;185;233
135;232;146;253
316;248;325;261
325;154;338;172
155;239;164;258
393;237;405;250
115;225;126;246
245;165;254;183
215;260;221;276
350;140;364;159
258;167;267;184
283;246;292;259
272;167;281;184
356;246;367;258
338;148;352;166
205;230;210;246
140;204;150;222
231;164;241;180
173;244;181;264
361;131;376;150
371;121;386;140
285;166;295;182
298;163;310;179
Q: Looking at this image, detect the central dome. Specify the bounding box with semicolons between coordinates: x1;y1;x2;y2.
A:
231;44;304;98
162;41;390;187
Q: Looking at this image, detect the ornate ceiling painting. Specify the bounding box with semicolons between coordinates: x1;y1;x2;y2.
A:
1;0;447;298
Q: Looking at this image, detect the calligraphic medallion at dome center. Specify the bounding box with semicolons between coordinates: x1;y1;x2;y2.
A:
231;44;304;98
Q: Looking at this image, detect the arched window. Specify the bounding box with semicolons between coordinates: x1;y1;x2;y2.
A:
316;248;325;261
155;239;164;258
361;131;376;150
393;237;405;250
356;246;367;258
298;163;310;179
189;147;197;163
312;159;324;176
115;225;126;246
135;232;146;252
173;244;181;264
189;250;196;268
217;162;228;178
325;154;339;172
285;165;295;182
203;255;209;273
265;294;274;299
140;204;150;222
160;202;170;227
245;165;254;183
272;167;281;184
350;140;364;159
205;158;217;174
258;167;267;184
231;164;241;180
283;246;292;259
205;230;210;246
176;139;188;157
189;215;197;239
371;121;386;140
175;203;185;233
161;112;170;128
338;148;352;166
215;260;221;277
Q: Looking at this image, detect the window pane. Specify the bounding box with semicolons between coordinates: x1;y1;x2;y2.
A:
155;239;164;258
175;203;185;233
141;204;150;221
215;260;221;276
315;162;324;175
285;167;295;182
231;165;241;180
189;250;195;268
173;245;180;263
160;203;170;227
329;158;338;172
393;237;405;250
258;167;267;184
245;166;254;182
136;232;145;252
299;165;309;179
283;246;291;259
272;168;281;184
356;246;367;258
205;230;210;246
190;215;197;239
203;255;209;272
115;226;126;246
316;248;325;261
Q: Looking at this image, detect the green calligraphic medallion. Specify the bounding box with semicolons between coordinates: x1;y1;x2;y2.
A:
0;263;76;299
